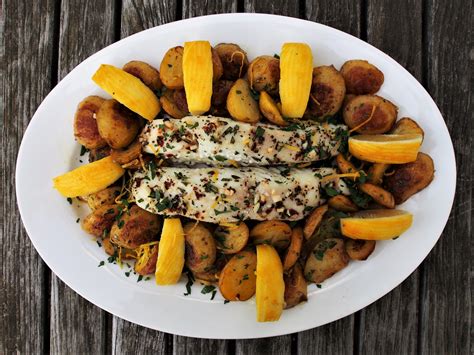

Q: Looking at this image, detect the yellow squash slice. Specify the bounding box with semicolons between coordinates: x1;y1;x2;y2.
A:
256;244;285;322
53;156;124;197
183;41;213;115
155;218;185;285
92;64;161;121
279;43;313;118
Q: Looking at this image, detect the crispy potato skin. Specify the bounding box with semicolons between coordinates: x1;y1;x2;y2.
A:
343;95;398;134
283;227;304;271
183;222;216;273
110;139;142;166
259;91;287;126
110;205;161;249
159;46;184;89
123;60;162;91
218;250;257;301
248;55;280;96
384;152;435;204
345;239;376;261
214;222;249;254
284;263;308;309
336;154;357;174
74;96;107;149
304;238;349;283
160;89;188;119
214;43;249;80
87;186;121;210
82;204;119;237
359;183;395;209
340;60;384;95
368;163;390;185
226;79;261;123
328;195;358;212
212;80;234;107
303;205;328;239
134;244;159;275
250;221;292;249
391;117;425;137
211;48;224;82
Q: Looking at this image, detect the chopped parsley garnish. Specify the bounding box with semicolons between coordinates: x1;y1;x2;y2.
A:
201;285;216;294
156;197;171;212
80;145;88;156
185;122;199;129
273;53;280;59
323;185;340;197
184;272;195;296
211;290;217;300
137;275;143;282
214;155;227;162
66;198;73;205
255;126;265;138
98;261;105;267
250;89;260;101
204;181;218;193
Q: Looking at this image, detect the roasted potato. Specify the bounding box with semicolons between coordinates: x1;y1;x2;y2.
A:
160;89;188;119
226;79;261;123
340;60;384;95
134;243;159;275
74;96;107;149
303;205;328;239
304;238;349;283
384;152;435;204
343;95;398;134
110;138;142;166
214;43;249;80
212;80;234;108
336;154;357;174
250;220;292;249
248;55;280;96
159;46;184;89
211;48;224;82
359;183;395;208
214;222;249;254
183;222;216;273
283;227;304;271
110;205;161;249
102;237;135;260
123;60;162;91
391;117;425;137
82;204;120;237
218;250;257;301
259;91;287;126
87;186;121;210
305;65;346;118
368;163;390;185
96;99;141;149
345;239;376;261
284;263;308;309
328;195;358;212
88;146;111;162
193;270;219;285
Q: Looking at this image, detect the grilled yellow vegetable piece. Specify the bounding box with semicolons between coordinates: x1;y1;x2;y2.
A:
183;41;213;115
92;64;160;121
256;244;285;322
53;156;124;197
279;43;313;118
155;218;185;285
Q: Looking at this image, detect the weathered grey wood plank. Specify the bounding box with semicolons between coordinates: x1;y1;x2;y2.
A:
244;0;299;16
183;0;237;17
420;0;472;353
305;0;361;36
1;1;56;353
49;1;115;353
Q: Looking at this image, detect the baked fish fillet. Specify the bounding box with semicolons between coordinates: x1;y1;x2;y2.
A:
141;115;346;166
132;166;336;223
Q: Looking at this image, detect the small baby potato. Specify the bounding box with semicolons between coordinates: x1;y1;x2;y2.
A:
226;79;261;123
391;117;425;137
384;152;435;204
74;96;107;149
284;263;308;309
345;239;376;261
212;80;234;108
214;43;249;80
259;91;288;126
340;60;384;95
193;269;219;285
110;139;142;166
211;48;224;82
82;204;120;237
87;186;121;210
328;195;358;212
306;65;346;118
248;55;280;96
183;222;216;273
303;205;328;240
160;89;188;119
173;89;189;113
214;222;249;254
343;95;398;134
159;46;184;89
123;60;162;91
134;243;159;275
218;250;257;301
110;205;161;249
96;99;140;149
250;221;292;250
359;182;395;208
283;227;304;271
336;154;357;174
88;146;111;162
368;163;390;185
102;237;135;260
304;238;350;284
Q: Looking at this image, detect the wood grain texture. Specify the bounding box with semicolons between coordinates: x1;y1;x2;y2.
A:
244;0;299;16
182;0;237;18
305;0;361;36
1;0;56;353
49;1;115;353
420;0;472;353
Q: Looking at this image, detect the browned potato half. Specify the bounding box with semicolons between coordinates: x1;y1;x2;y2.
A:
110;205;161;249
214;222;249;254
173;89;189;114
384;152;435;204
248;55;280;96
336;154;357;174
306;65;346;118
368;163;390;185
218;250;257;301
283;227;304;271
82;204;120;237
87;186;121;210
74;96;107;149
284;263;308;309
183;222;216;273
343;95;398;134
159;46;184;89
110;138;142;166
160;89;188;119
88;146;111;162
134;243;159;275
359;182;395;208
259;91;287;126
250;221;292;250
391;117;425;137
96;99;140;149
211;48;224;82
328;195;358;212
303;204;328;239
102;237;135;260
340;60;384;95
214;43;249;80
123;60;162;91
212;80;234;108
345;239;376;261
226;79;261;123
304;238;350;283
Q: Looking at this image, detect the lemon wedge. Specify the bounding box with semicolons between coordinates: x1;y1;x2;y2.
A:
348;134;422;164
340;209;413;240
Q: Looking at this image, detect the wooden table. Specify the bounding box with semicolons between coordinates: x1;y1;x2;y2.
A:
2;0;471;353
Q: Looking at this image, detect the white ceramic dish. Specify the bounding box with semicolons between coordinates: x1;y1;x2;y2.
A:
16;14;456;339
